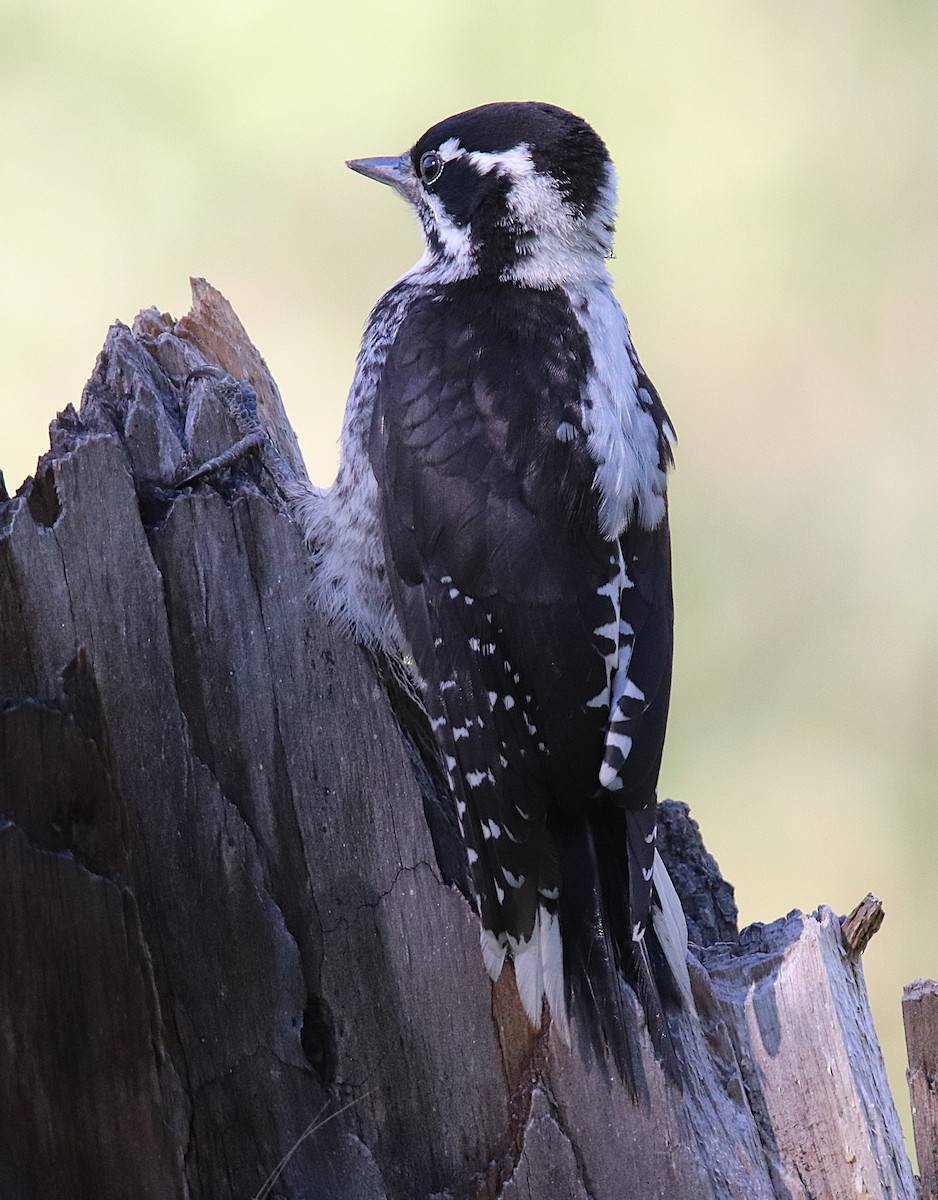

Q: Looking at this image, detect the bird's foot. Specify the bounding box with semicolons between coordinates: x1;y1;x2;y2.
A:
175;367;294;499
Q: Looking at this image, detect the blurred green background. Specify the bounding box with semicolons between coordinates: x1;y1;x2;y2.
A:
2;0;935;1149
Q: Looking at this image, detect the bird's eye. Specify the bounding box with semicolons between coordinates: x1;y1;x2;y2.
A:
419;151;444;186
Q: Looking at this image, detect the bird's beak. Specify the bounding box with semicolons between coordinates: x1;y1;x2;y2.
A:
346;154;418;202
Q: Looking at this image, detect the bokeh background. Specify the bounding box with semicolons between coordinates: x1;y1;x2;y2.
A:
2;0;936;1149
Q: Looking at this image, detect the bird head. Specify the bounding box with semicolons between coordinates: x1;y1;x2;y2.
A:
347;102;617;288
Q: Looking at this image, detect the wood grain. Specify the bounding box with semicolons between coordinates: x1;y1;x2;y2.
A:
904;979;938;1200
0;283;919;1199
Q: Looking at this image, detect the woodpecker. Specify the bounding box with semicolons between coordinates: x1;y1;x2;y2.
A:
295;101;691;1083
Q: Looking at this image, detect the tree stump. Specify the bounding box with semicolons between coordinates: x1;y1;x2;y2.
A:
0;281;920;1200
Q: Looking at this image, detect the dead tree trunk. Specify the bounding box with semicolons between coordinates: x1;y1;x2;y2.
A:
0;280;921;1199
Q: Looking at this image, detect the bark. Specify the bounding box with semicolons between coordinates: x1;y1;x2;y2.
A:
0;281;919;1200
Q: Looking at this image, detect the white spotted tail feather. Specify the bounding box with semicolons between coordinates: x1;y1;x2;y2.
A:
652;850;694;1012
483;906;569;1043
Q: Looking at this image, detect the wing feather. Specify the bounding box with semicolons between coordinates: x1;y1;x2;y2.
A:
369;275;681;1063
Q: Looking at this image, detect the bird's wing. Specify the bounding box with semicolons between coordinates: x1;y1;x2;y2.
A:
370;276;674;1029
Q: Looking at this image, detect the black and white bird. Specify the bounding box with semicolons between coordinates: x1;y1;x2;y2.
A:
296;101;691;1082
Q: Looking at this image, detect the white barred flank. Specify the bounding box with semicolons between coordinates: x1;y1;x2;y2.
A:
290;278;421;654
565;279;670;539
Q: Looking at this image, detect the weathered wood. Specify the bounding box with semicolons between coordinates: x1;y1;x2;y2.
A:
0;280;919;1199
904;979;938;1200
135;276;308;481
843;893;885;962
703;908;915;1199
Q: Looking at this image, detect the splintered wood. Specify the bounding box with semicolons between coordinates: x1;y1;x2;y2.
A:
842;893;886;962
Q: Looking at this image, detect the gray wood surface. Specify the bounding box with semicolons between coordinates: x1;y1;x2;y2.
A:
0;282;919;1199
904;979;938;1200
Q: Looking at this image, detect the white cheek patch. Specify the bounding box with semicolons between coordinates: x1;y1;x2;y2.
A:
467;146;570;244
411;142;618;291
465;149;617;289
422;191;475;272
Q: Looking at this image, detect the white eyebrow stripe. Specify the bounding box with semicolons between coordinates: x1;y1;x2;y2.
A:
466;144;536;177
437;136;464;162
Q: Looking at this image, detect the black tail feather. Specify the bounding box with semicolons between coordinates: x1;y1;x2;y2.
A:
553;811;637;1093
552;807;683;1091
